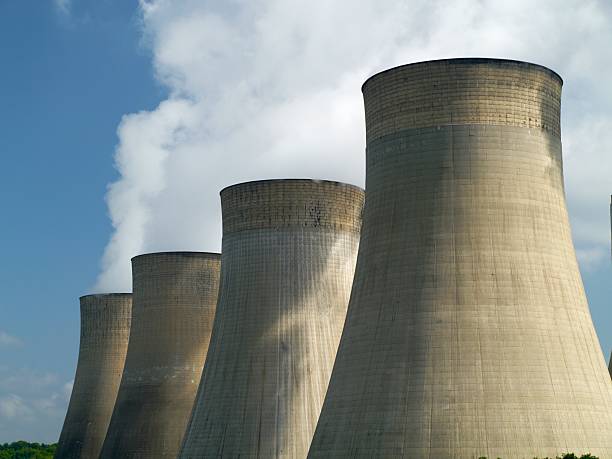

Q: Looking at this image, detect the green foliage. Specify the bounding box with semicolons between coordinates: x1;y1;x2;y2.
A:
535;454;599;459
0;441;57;459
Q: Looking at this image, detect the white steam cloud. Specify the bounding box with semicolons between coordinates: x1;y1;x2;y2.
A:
95;0;612;291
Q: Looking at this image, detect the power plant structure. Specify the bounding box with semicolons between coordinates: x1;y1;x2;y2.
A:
55;293;132;459
55;58;612;459
180;180;364;458
308;58;612;458
100;252;221;458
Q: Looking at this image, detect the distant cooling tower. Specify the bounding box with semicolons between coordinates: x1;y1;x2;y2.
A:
100;252;221;458
180;179;364;458
55;294;131;459
308;59;612;458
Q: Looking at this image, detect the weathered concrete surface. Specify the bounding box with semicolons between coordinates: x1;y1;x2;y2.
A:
55;294;132;459
180;179;364;458
308;58;612;458
100;252;220;459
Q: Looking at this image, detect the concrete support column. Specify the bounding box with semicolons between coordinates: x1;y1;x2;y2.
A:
180;179;364;458
309;58;612;458
55;293;131;459
100;252;220;459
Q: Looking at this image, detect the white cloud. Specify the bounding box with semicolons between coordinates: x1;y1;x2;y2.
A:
62;380;74;402
577;247;609;271
54;0;71;16
0;367;70;442
0;331;22;347
0;368;58;393
564;117;612;268
95;0;612;291
0;394;32;420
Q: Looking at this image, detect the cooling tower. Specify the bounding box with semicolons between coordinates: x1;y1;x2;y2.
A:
55;293;131;459
100;252;221;459
308;58;612;458
180;179;364;458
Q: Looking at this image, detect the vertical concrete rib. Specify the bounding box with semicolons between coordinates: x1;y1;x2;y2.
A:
180;179;364;458
100;252;220;458
55;294;132;459
308;58;612;458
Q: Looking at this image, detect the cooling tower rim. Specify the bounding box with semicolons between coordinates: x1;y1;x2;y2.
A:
361;57;563;92
79;292;132;300
220;178;364;196
131;251;221;262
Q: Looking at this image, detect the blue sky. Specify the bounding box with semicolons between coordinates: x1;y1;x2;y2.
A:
1;0;611;443
0;0;163;441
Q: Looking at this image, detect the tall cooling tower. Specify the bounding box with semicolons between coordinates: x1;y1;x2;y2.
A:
308;58;612;458
55;293;131;459
180;179;364;458
100;252;221;458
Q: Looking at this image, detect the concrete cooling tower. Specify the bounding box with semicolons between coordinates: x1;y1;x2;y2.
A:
55;293;131;459
100;252;221;458
180;179;364;458
308;58;612;458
